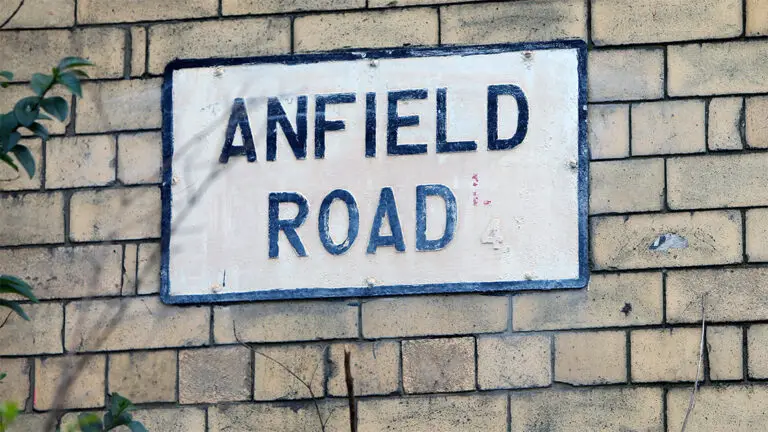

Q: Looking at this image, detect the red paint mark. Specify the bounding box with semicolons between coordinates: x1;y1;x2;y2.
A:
472;173;479;187
483;200;492;206
472;191;479;206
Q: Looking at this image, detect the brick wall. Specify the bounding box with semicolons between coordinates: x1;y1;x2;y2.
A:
0;0;766;430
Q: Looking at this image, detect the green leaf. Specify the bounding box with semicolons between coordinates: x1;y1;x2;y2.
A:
110;393;133;417
0;401;19;425
27;122;49;141
127;421;148;432
70;69;90;79
0;154;18;172
0;113;19;135
56;72;82;97
37;112;53;121
11;144;35;178
0;372;7;381
58;57;93;71
29;73;54;97
0;71;12;81
13;97;39;127
40;96;68;122
0;275;38;302
77;413;103;432
2;132;21;153
0;299;29;321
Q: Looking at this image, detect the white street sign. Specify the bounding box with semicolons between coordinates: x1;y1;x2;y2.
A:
162;41;588;303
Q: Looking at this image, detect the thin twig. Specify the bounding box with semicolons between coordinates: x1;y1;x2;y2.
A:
0;311;12;331
681;295;706;432
0;0;25;29
344;350;358;432
234;325;326;432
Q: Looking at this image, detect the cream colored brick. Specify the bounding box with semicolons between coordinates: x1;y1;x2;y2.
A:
214;300;358;343
0;28;124;80
148;18;291;74
69;187;161;242
708;326;743;381
8;414;48;432
749;325;768;378
590;159;664;214
0;86;70;136
440;0;586;45
358;394;507;432
0;359;30;408
35;355;105;410
403;337;474;394
122;244;137;296
0;0;74;28
372;0;476;5
477;334;551;390
180;346;250;404
253;344;325;401
0;245;121;299
295;8;437;52
46;135;116;188
588;49;664;102
513;272;663;330
132;408;206;432
0;192;63;246
747;0;768;36
65;297;209;351
710;97;745;150
0;303;62;355
510;388;663;431
328;341;399;397
210;400;350;432
747;208;768;261
137;243;161;294
0;139;42;191
224;0;363;15
78;0;217;23
668;268;768;323
669;41;768;96
667;386;768;431
668;153;768;209
588;104;629;160
631;328;701;382
108;350;176;403
592;0;741;45
118;132;162;184
131;27;147;77
591;211;742;270
747;96;768;148
555;331;626;385
631;100;706;155
362;295;507;338
77;79;161;133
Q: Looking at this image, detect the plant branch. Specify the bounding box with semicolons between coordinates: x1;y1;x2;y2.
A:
0;0;25;29
233;325;326;432
681;295;706;432
344;350;358;432
0;311;12;330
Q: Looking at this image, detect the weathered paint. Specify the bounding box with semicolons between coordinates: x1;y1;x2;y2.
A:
161;41;588;303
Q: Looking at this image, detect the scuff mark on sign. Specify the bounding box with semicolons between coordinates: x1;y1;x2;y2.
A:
649;233;689;252
481;218;504;249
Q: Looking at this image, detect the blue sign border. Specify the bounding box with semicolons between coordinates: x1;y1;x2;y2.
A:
160;40;589;304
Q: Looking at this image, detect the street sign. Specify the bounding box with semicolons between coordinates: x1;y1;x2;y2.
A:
161;41;588;303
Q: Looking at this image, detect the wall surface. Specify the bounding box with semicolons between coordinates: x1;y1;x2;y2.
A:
0;0;767;430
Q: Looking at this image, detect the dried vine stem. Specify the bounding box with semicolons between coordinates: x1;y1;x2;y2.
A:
0;0;25;29
234;326;331;431
344;350;358;432
680;295;706;432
